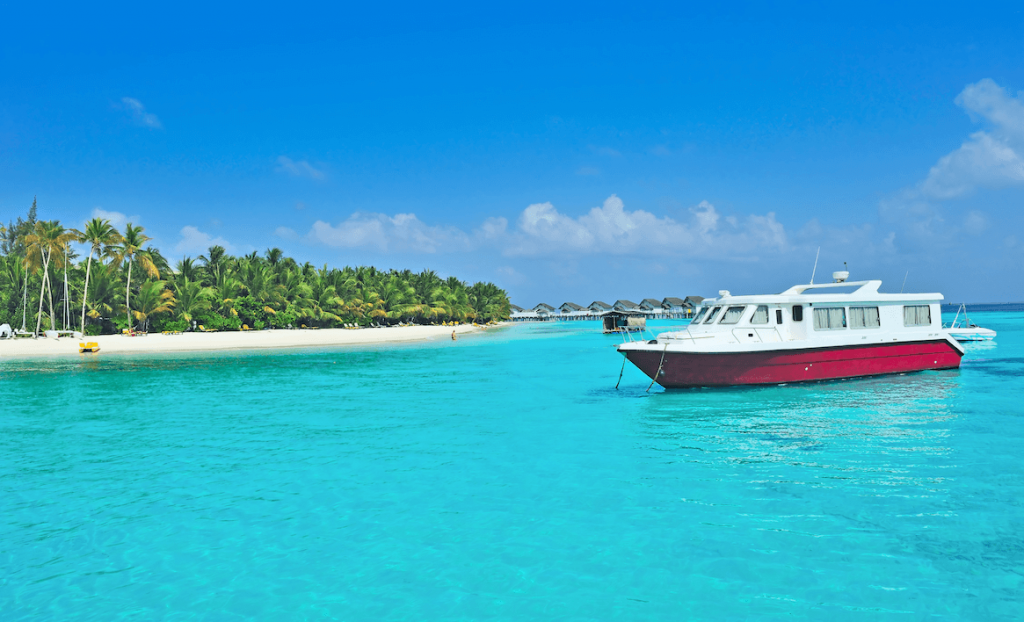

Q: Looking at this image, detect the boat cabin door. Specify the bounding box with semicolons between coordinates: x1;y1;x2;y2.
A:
788;305;808;341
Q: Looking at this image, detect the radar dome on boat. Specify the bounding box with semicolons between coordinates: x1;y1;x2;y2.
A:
718;290;731;297
832;271;849;283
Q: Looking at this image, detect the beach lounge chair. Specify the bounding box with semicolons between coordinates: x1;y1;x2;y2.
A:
79;341;100;353
241;324;251;331
198;325;216;333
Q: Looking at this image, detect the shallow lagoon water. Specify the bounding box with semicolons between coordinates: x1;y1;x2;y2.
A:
2;313;1023;620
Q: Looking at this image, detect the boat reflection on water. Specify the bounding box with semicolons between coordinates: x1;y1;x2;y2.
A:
631;370;964;489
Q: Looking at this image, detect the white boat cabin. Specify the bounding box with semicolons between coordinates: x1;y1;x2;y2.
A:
658;279;950;350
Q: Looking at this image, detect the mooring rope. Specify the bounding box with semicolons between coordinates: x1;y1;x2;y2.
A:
615;355;626;390
646;343;669;393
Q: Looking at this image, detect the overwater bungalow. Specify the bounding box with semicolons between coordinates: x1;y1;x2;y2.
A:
558;302;590;321
683;296;705;317
509;304;539;322
588;301;612;314
614;299;641;313
532;303;556;321
601;310;646;334
661;297;686;317
639;298;663;317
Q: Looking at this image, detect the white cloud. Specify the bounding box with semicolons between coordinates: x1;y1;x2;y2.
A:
919;131;1024;198
274;226;300;241
963;210;990;235
288;195;786;259
276;156;325;180
505;195;786;257
307;212;471;253
956;78;1024;138
495;265;527;285
120;97;162;128
90;207;139;228
918;79;1024;199
479;216;508;239
175;226;233;254
877;79;1024;249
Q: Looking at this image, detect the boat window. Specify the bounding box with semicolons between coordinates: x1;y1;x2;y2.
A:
719;306;746;324
792;305;803;321
703;306;722;324
750;305;769;324
850;306;880;329
691;307;708;323
904;305;931;327
813;307;847;330
776;309;783;324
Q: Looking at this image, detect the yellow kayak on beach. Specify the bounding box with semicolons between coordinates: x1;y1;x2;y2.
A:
79;342;100;353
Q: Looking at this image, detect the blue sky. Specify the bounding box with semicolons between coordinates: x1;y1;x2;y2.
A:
3;2;1024;304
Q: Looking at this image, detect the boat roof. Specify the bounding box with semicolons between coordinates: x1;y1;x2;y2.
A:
702;280;942;306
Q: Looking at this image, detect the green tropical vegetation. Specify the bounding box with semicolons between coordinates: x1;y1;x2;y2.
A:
0;201;511;335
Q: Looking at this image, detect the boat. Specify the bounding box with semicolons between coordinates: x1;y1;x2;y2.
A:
944;303;996;342
79;341;101;353
601;310;647;334
617;273;964;388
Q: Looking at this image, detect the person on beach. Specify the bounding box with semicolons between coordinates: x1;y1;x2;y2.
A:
452;330;457;341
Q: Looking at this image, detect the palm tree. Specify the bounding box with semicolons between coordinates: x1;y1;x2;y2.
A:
277;268;312;317
468;281;509;322
173;278;214;324
77;217;121;333
369;274;416;323
265;247;284;268
0;253;29;330
175;256;200;282
112;224;158;331
199;245;232;287
306;278;343;326
131;280;175;332
24;220;75;334
238;261;283;316
83;263;122;324
213;277;241;318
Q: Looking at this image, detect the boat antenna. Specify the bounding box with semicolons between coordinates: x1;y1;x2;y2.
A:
900;270;909;293
809;247;820;284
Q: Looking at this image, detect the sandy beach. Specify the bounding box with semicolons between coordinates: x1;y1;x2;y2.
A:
0;324;484;359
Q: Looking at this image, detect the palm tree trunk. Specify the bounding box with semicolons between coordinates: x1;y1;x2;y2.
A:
21;264;28;331
35;251;50;335
81;249;94;333
46;259;56;331
126;259;133;330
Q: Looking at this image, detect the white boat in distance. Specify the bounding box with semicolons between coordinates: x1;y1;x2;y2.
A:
617;273;964;388
945;303;997;342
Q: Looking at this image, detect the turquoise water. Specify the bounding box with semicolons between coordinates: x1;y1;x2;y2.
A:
2;313;1023;620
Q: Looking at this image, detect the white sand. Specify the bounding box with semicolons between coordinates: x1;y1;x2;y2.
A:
0;324;482;359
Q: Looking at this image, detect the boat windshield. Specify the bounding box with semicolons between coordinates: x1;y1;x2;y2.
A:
691;307;708;323
703;306;722;324
719;306;746;324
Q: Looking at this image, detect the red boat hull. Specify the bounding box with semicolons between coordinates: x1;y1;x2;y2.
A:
623;339;963;388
